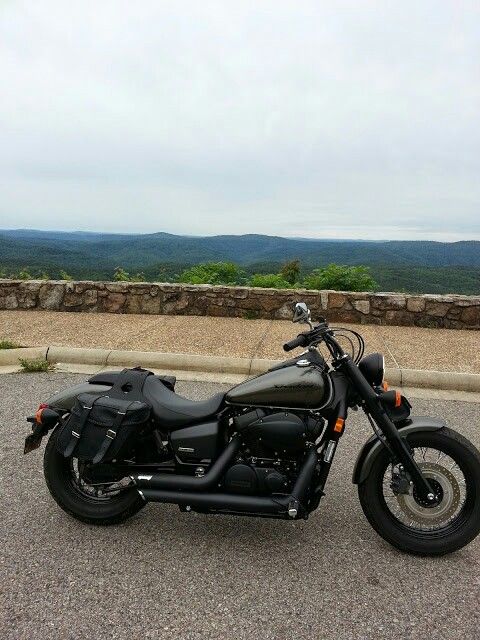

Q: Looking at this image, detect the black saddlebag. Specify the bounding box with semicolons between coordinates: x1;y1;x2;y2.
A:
56;367;152;463
56;394;151;463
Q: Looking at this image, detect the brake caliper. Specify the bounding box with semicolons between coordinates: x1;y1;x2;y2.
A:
390;465;411;495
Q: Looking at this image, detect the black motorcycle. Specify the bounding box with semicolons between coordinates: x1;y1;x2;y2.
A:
25;303;480;555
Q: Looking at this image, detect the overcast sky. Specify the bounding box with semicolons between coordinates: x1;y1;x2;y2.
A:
0;1;479;240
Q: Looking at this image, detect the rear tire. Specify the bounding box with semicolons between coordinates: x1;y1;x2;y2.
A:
44;427;145;525
358;428;480;555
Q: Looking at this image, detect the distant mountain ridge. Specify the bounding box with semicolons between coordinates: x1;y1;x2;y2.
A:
1;228;479;268
0;229;479;295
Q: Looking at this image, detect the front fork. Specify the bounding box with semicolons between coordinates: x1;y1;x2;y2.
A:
339;357;437;504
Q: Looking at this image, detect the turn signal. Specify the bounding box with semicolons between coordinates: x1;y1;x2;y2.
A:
35;403;49;424
34;405;59;426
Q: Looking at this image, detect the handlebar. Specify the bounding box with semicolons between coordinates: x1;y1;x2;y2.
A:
282;321;366;365
282;309;365;363
283;322;335;354
283;333;309;352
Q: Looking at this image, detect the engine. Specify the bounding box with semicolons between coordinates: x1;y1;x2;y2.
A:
223;460;294;496
223;408;324;496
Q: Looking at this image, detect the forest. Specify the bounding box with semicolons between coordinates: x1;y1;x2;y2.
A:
0;229;478;295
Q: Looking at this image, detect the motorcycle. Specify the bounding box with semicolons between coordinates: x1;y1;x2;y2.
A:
25;302;480;555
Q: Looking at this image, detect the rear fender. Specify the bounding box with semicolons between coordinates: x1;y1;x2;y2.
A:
352;416;446;485
46;383;112;412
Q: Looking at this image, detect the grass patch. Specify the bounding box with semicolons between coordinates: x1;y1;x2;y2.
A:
243;310;260;320
18;357;55;373
0;339;22;349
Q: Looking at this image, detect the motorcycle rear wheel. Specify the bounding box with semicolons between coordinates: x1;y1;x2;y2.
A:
44;427;145;525
358;428;480;555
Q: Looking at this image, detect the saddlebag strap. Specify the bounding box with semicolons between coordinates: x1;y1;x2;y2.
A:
91;402;135;464
63;396;102;458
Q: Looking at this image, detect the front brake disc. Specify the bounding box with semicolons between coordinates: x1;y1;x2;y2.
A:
395;462;462;527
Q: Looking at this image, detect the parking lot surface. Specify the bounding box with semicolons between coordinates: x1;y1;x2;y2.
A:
1;372;479;640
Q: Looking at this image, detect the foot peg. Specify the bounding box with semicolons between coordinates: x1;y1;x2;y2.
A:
288;498;299;518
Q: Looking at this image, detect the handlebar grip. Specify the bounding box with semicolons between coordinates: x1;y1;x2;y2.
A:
283;334;308;352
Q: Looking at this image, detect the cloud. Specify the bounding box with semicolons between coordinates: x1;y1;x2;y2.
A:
0;0;479;239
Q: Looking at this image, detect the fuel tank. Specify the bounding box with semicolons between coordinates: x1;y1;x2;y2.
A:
226;363;330;409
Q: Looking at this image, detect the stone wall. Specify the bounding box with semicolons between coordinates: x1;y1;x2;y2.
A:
0;279;479;329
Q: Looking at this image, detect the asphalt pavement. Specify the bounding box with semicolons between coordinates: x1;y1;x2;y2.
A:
1;372;480;640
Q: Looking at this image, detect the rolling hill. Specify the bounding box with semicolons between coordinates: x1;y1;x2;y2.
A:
0;229;479;295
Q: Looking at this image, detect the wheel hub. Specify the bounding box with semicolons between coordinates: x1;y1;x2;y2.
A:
395;462;462;527
412;478;443;508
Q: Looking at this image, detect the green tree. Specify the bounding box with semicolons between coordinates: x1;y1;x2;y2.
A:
279;259;301;286
114;267;145;282
303;264;377;292
59;270;73;281
17;268;33;280
179;262;241;285
249;273;291;288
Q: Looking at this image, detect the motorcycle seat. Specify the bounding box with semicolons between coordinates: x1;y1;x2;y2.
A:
143;375;225;429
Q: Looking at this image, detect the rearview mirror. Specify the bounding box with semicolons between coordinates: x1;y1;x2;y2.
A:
292;302;312;328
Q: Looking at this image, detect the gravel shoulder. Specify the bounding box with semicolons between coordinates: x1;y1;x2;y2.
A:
2;309;480;373
1;373;479;640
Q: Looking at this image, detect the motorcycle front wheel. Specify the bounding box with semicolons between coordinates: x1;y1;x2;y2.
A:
358;428;480;555
44;427;145;525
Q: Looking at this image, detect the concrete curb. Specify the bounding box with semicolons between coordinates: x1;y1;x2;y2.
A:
0;347;48;365
1;346;480;393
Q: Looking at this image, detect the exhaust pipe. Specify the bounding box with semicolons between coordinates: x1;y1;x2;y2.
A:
138;447;318;518
139;488;287;514
132;434;242;492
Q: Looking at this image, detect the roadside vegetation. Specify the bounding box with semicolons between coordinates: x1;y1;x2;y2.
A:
18;357;55;373
3;260;377;291
2;260;478;295
0;339;22;349
178;260;377;292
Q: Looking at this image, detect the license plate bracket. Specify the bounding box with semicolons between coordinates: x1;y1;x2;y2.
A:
24;422;46;454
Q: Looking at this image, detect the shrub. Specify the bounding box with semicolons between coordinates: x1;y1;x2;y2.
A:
114;267;145;282
249;273;292;289
303;264;377;292
18;358;55;373
59;270;73;281
17;268;33;280
0;339;22;349
280;259;301;286
179;262;241;285
243;310;260;320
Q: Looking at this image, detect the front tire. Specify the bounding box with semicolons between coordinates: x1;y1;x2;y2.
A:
358;428;480;555
44;427;145;525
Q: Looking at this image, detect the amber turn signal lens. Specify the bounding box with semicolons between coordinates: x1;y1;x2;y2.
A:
35;403;49;424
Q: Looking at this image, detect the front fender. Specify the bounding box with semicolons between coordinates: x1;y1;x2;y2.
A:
46;383;113;412
352;416;446;485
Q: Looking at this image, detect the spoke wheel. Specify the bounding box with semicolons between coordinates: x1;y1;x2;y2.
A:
69;459;132;502
383;450;466;531
358;428;480;555
44;426;145;525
